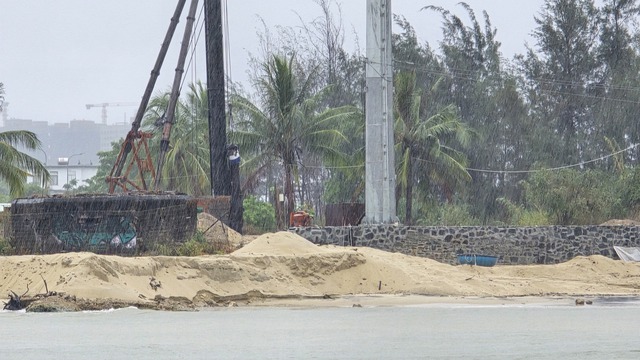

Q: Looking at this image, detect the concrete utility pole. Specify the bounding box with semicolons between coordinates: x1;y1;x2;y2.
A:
365;0;396;223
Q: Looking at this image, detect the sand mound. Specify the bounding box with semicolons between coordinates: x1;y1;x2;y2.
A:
4;232;640;309
197;212;243;250
232;231;327;256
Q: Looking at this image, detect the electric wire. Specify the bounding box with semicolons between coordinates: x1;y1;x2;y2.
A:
222;0;234;129
359;56;640;174
388;58;640;105
179;2;205;93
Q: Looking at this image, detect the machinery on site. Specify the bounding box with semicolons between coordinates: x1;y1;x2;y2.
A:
8;0;224;254
107;0;198;194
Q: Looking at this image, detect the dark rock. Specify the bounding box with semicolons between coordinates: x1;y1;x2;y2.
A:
26;296;80;312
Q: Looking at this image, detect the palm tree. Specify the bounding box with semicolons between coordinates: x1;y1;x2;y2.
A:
231;54;357;222
142;81;211;195
394;71;472;224
0;130;50;197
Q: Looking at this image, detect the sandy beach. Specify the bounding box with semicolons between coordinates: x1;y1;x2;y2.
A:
2;231;640;310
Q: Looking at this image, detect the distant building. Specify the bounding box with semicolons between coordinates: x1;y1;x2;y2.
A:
1;117;131;167
1;118;131;195
27;162;99;195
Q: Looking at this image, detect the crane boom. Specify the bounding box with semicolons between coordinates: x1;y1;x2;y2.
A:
153;0;200;191
107;0;187;193
86;102;136;124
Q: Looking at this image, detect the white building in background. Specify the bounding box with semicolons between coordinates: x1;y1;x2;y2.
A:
40;160;99;195
2;118;131;167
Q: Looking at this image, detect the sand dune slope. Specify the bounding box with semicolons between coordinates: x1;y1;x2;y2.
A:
2;232;640;307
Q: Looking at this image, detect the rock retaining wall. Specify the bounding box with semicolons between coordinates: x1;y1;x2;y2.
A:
290;225;640;265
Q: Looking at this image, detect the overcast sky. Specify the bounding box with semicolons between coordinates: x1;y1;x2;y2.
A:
0;0;545;125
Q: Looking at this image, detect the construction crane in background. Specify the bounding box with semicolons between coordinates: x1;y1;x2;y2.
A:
85;102;137;124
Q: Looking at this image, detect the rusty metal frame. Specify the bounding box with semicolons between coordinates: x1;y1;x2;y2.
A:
107;131;156;193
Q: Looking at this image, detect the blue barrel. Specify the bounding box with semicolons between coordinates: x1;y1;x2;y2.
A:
457;254;498;267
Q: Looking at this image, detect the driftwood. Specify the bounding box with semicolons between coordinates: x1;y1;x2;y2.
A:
3;283;30;311
3;276;59;311
40;274;54;296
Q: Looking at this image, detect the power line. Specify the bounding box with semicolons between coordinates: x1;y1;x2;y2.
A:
378;58;640;105
411;143;637;174
393;58;640;93
180;2;206;93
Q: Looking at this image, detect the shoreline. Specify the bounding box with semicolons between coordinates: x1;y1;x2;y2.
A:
227;293;640;308
4;293;640;312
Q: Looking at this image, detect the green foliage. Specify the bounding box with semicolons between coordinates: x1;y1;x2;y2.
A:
62;178;79;194
517;210;552;227
0;238;13;255
21;182;47;198
423;4;535;223
231;53;355;215
619;167;640;217
143;82;211;195
178;230;235;256
416;202;481;226
520;0;600;165
82;141;122;194
394;70;473;224
151;244;176;256
148;231;223;257
0;130;49;197
242;196;276;234
496;197;550;226
176;240;202;256
0;211;13;255
522;169;625;225
322;171;364;204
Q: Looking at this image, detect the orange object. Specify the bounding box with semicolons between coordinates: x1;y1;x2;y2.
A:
290;211;312;227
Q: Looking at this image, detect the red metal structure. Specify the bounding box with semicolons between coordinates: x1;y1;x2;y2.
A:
106;131;156;193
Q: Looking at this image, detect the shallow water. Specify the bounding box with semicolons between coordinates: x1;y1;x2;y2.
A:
1;300;640;359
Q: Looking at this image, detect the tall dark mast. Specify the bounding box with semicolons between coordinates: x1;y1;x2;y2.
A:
205;0;230;196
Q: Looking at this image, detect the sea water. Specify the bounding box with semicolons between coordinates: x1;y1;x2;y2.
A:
1;298;640;359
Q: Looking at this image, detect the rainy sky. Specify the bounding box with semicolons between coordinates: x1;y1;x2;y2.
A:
1;0;544;125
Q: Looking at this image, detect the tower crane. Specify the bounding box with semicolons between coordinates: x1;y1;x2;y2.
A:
85;102;137;124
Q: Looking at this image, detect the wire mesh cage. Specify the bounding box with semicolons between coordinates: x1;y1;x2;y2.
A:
9;193;197;255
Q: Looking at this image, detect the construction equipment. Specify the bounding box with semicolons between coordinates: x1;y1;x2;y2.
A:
7;1;205;257
290;211;313;227
107;0;198;193
86;102;137;124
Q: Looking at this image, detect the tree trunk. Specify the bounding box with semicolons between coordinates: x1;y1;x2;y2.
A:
405;153;413;225
283;152;296;227
274;186;283;230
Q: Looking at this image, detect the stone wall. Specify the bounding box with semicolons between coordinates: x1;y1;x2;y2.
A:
290;225;640;265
